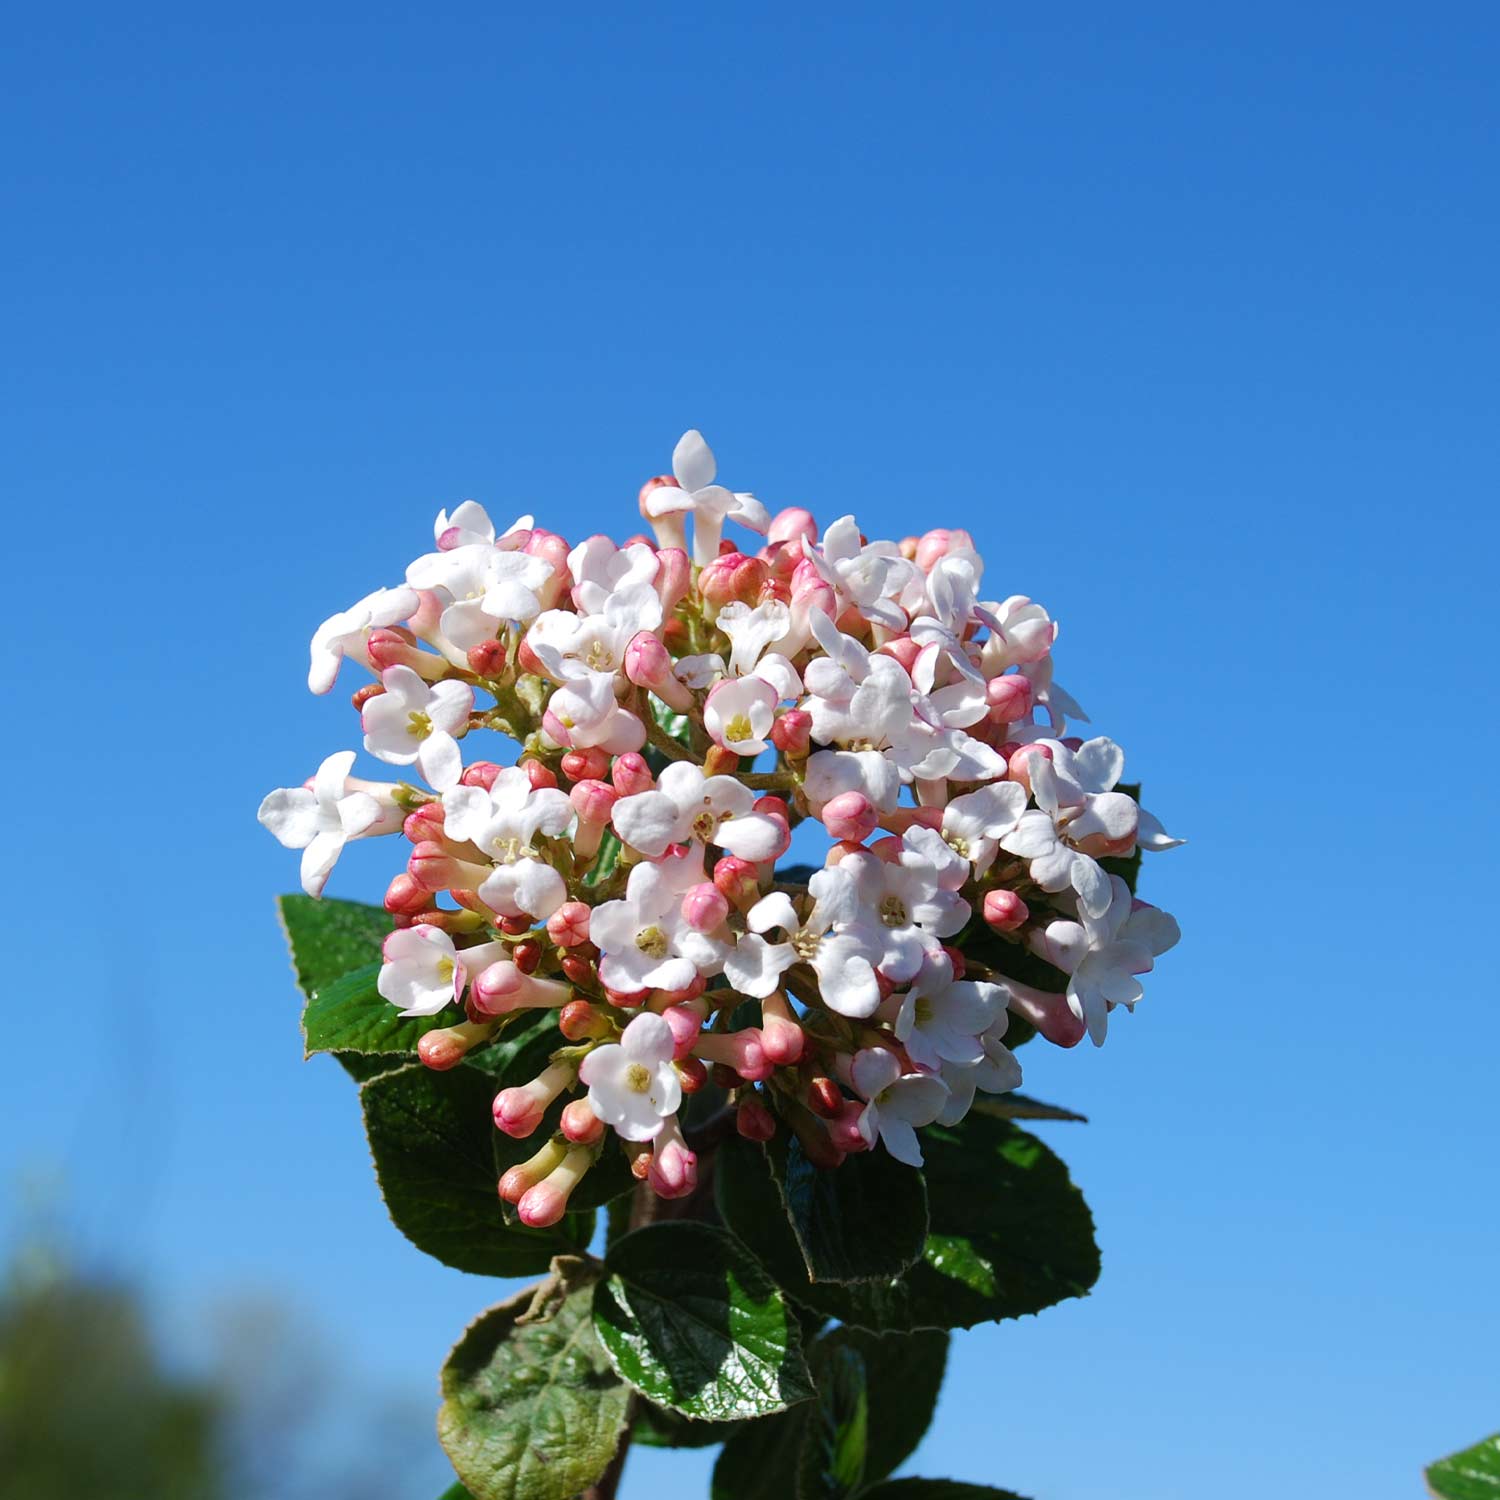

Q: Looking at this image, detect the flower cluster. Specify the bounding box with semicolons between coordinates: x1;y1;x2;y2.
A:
260;431;1182;1225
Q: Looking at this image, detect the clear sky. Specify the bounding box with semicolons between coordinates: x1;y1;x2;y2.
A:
3;5;1497;1497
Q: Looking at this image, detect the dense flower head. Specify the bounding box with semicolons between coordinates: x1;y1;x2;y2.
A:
259;430;1183;1207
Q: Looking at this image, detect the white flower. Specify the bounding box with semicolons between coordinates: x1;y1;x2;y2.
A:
848;1047;949;1167
527;584;662;681
801;612;916;749
543;672;646;754
406;534;553;650
842;848;970;982
1067;875;1182;1045
891;953;1005;1073
908;621;989;730
937;1029;1023;1127
308;585;418;694
376;924;465;1017
802;516;915;631
641;431;770;564
434;502;532;551
936;781;1028;877
361;665;473;790
590;854;730;993
724;867;884;1018
611;761;786;861
578;1011;683;1142
677;601;802;694
442;768;575;919
703;674;779;756
803;748;903;816
568;536;660;615
977;595;1056;673
258;750;397;896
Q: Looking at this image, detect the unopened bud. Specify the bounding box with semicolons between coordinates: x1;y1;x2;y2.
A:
983;889;1029;932
693;1028;773;1082
547;902;592;948
560;953;596;987
558;999;610;1041
611;752;654;795
821;791;878;844
459;760;502;790
713;856;761;910
699;552;769;609
512;939;542;974
986;674;1033;722
703;744;740;777
351;682;383;711
808;1076;844;1118
1007;742;1054;793
736;1095;778;1141
561;746;610;783
681;882;730;933
384;872;430;917
498;1137;568;1204
417;1019;496;1071
466;638;508;677
522;758;559;791
560;1098;604;1144
769;709;812;758
767;507;817;547
676;1057;708;1093
878;635;922;673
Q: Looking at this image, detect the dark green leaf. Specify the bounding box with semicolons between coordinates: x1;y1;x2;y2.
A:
796;1345;867;1500
278;894;463;1058
968;1091;1087;1124
362;1061;591;1276
437;1486;478;1500
717;1114;1098;1332
593;1222;815;1421
768;1131;928;1284
858;1483;1032;1500
632;1402;742;1450
438;1268;630;1500
1427;1433;1500;1499
712;1325;947;1500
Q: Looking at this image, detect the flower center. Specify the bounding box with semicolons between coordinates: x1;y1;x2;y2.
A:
584;637;615;671
845;736;877;752
913;996;934;1027
624;1063;652;1093
724;712;754;742
436;957;455;983
635;925;669;958
491;835;529;864
943;831;970;859
879;895;908;928
406;710;433;739
692;809;722;841
790;927;821;961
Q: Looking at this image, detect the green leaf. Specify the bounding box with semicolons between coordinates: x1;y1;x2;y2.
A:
1427;1433;1500;1499
717;1114;1098;1333
437;1486;478;1500
592;1222;815;1421
768;1131;929;1284
711;1325;947;1500
361;1061;592;1276
277;893;462;1058
858;1483;1032;1500
438;1266;630;1500
632;1401;742;1450
796;1344;867;1500
968;1091;1087;1123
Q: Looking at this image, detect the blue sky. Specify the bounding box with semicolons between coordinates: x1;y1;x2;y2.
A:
3;4;1497;1497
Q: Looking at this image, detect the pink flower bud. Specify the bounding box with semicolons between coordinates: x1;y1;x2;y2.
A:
516;635;547;678
682;882;730;934
472;961;524;1012
1003;977;1086;1049
638;475;679;515
648;1125;697;1200
524;529;571;597
365;626;423;672
498;1137;567;1204
403;803;446;843
699;552;769;609
522;758;559;791
654;547;691;611
560;954;597;988
384;873;430;917
879;635;922;673
759;992;805;1066
703;744;740;777
409;840;486;894
560;1099;604;1144
466;638;508;677
713;856;762;911
821;791;878;844
693;1028;773;1082
624;630;694;711
561;747;610;783
492;1060;575;1138
512;939;542;974
983;889;1030;932
417;1020;495;1071
350;682;383;711
611;752;654;795
547;902;592;948
516;1180;568;1226
753;794;791;823
660;1002;706;1061
676;1056;708;1093
569;777;619;826
604;984;650;1009
767;507;817;547
459;760;503;791
986;674;1033;722
656;974;707;1006
808;1077;844;1118
736;1095;778;1141
794;1114;848;1168
1007;742;1054;793
769;709;812;757
827;1100;870;1154
558;999;610;1040
914;529;954;572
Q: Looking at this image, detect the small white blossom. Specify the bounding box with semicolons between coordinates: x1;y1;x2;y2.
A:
377;924;464;1017
258;750;396;896
590;854;729;993
849;1046;950;1167
308;585;418;695
578;1011;683;1141
612;761;785;861
442;768;575;919
361;665;473;790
